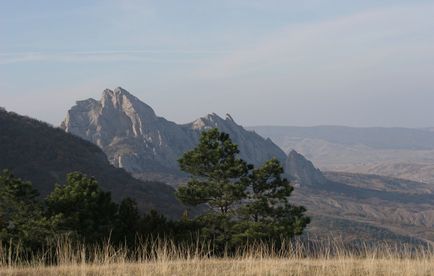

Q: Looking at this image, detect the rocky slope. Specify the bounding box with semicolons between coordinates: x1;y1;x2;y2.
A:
285;150;328;187
62;87;316;186
61;88;197;176
0;109;186;218
186;113;287;166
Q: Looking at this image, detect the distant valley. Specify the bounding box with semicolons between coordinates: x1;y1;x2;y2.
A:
249;126;434;184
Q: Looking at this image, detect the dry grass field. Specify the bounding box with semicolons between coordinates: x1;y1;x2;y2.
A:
2;257;434;276
1;239;433;275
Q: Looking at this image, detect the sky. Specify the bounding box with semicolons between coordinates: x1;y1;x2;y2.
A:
1;0;434;127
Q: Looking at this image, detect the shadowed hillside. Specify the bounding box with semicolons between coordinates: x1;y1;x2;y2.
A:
0;109;186;218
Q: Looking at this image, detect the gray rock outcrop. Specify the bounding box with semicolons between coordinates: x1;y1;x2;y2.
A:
61;87;326;186
285;150;328;187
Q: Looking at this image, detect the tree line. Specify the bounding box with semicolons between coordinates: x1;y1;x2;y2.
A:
0;129;309;256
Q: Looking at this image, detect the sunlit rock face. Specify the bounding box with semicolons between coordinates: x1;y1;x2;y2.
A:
62;87;196;175
62;87;322;186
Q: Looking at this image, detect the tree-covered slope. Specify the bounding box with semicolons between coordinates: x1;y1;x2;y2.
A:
0;109;185;218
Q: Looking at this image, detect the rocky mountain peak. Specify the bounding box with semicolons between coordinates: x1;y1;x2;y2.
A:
205;112;223;121
191;112;234;127
61;87;161;149
191;113;223;130
101;87;136;102
114;86;129;94
190;113;239;130
62;87;323;187
100;87;156;119
288;149;303;160
62;87;201;175
225;113;235;122
103;86;131;96
285;150;327;187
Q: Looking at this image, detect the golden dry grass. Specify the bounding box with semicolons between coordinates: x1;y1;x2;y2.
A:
1;239;433;275
3;258;434;276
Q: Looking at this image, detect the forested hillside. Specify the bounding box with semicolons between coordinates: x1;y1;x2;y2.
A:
0;109;185;218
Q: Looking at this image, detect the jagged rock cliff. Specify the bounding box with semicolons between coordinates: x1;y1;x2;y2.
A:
62;87;197;175
186;113;287;165
285;150;328;187
61;87;326;187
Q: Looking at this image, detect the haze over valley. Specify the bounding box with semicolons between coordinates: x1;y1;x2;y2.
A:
250;126;434;184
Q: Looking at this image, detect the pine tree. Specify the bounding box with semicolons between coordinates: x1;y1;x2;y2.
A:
46;172;118;243
177;128;252;245
113;198;141;246
177;128;252;213
234;159;310;243
0;170;55;252
176;129;310;249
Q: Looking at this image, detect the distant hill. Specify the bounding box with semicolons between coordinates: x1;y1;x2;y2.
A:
284;150;434;244
0;109;186;218
249;125;434;184
293;173;434;244
323;171;434;194
249;125;434;150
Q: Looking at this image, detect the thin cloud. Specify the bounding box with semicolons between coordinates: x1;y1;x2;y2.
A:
0;50;232;65
195;2;434;80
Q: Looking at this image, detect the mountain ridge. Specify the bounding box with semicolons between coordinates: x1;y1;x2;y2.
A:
62;87;320;187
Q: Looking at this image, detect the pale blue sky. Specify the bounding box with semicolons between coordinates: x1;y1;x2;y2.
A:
1;0;434;127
